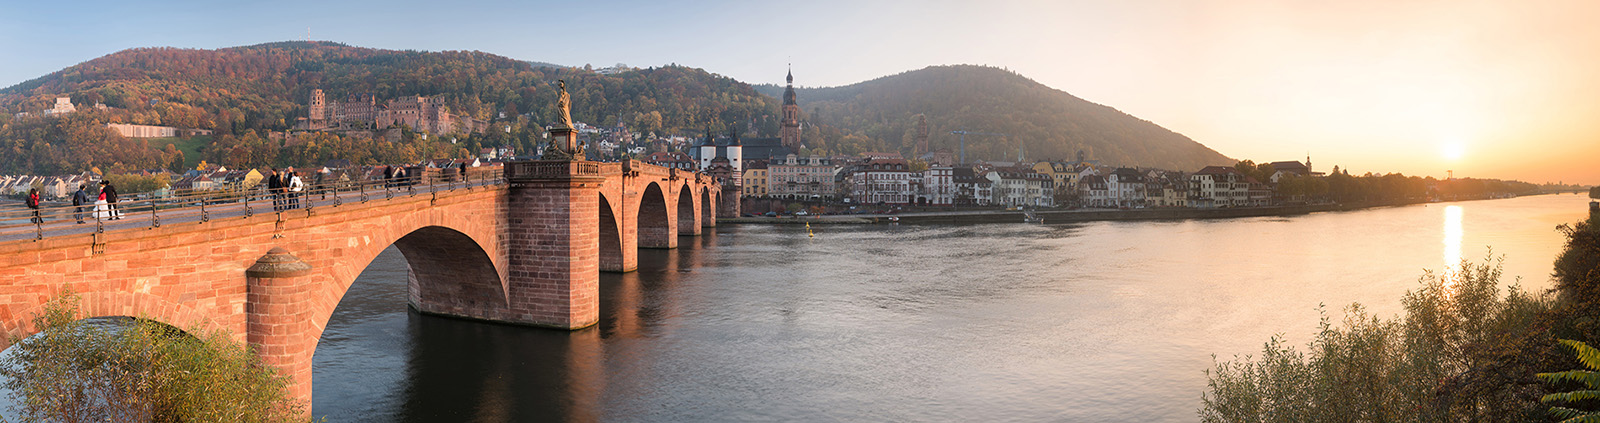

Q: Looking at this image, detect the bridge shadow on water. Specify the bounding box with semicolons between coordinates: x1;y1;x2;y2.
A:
314;230;721;422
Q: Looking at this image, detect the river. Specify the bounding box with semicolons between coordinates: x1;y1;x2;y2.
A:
303;194;1587;421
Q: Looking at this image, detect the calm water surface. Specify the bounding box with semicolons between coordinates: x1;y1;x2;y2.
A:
313;194;1594;422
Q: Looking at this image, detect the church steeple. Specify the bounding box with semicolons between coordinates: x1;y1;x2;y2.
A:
780;66;801;150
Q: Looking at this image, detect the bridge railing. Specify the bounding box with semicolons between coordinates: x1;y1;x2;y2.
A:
505;161;601;179
0;166;506;242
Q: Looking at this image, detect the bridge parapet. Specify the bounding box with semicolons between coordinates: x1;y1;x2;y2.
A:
628;160;671;179
505;161;603;181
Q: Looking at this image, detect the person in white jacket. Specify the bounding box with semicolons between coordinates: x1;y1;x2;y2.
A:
288;171;305;210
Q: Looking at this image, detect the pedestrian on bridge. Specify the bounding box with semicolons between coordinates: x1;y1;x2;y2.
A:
25;188;42;224
288;171;304;209
268;168;284;212
72;184;89;224
100;180;121;220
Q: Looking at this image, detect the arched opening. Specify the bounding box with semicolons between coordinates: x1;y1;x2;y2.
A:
677;184;698;236
315;225;507;418
637;182;673;249
393;226;508;319
701;187;714;225
598;193;626;272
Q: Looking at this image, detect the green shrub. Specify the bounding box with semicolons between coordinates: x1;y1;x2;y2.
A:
0;292;305;422
1200;255;1556;422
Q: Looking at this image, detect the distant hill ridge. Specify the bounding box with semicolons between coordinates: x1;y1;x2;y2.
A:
755;65;1232;171
0;42;1229;175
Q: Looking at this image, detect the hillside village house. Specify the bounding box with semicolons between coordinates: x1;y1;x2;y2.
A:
1145;171;1190;207
952;167;993;206
1267;159;1318;182
742;160;769;197
1079;175;1112;207
1106;167;1146;208
987;167;1054;207
1190;166;1255;208
645;152;696;170
852;158;913;204
771;154;836;200
920;166;955;205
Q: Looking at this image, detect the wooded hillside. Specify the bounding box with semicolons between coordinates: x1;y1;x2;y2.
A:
756;65;1232;170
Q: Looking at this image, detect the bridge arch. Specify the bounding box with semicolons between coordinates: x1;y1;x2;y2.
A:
637;182;674;249
701;187;714;225
677;182;700;236
393;226;508;319
597;193;627;272
0;291;213;351
312;222;506;343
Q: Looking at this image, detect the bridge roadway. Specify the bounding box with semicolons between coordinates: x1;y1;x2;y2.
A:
0;160;732;409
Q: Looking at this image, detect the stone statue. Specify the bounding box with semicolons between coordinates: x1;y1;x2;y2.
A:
543;80;583;161
556;80;573;129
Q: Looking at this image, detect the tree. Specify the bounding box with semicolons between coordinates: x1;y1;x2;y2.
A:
1537;339;1600;421
103;173;170;194
1053;183;1079;207
1555;215;1600;304
0;292;305;422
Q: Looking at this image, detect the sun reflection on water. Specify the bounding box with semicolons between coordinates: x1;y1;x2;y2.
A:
1443;205;1464;277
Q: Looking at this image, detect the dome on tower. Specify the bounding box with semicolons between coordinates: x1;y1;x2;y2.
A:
783;68;798;106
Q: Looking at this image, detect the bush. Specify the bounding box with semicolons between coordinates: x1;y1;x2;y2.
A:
1554;215;1600;305
0;292;305;422
1200;255;1556;422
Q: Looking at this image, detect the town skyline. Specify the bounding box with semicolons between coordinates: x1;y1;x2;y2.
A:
4;0;1598;185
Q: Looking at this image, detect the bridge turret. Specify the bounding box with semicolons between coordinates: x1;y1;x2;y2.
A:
246;247;315;414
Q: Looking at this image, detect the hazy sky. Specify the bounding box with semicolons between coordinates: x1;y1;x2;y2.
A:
2;0;1596;184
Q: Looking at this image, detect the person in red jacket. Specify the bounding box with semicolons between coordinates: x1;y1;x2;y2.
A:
25;188;42;224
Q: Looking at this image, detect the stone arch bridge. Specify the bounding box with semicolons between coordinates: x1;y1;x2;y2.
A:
0;160;733;406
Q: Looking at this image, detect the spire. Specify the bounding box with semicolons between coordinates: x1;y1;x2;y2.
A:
783;67;798;106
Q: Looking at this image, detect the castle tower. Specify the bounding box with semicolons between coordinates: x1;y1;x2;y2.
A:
699;127;717;171
308;89;326;129
726;130;743;187
780;67;801;151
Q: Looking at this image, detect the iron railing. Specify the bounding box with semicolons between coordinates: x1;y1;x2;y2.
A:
0;166;506;242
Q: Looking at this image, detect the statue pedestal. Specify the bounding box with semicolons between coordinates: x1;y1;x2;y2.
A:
544;126;580;161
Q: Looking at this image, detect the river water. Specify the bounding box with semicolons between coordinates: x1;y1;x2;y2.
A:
313;194;1591;422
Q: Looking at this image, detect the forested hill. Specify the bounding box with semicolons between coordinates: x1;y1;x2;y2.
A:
0;43;1228;175
755;65;1232;170
1;41;772;133
0;41;776;174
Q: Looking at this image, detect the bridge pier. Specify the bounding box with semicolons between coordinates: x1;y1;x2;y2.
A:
719;185;740;220
505;162;604;329
246;247;316;415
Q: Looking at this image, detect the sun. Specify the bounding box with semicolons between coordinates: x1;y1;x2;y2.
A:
1440;140;1467;161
